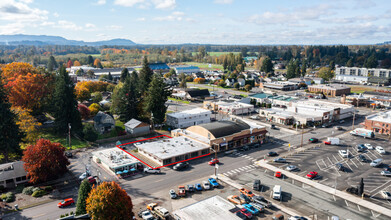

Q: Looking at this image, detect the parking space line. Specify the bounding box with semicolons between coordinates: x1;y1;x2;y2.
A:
345;161;353;171
367;150;378;159
365;152;375;161
328;157;335;166
316;160;325;170
349;159;358;168
369;180;391;193
355;157;363;165
319;178;329;183
345;200;349;207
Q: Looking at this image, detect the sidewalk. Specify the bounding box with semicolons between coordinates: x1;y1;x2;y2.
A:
215;174;312;220
256;160;391;218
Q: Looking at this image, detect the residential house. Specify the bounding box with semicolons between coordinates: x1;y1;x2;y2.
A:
225;78;237;87
237;78;246;87
124;119;150;135
185;89;211;101
94;111;115;134
0;161;28;188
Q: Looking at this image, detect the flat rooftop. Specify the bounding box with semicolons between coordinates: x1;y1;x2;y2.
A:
92;147;140;169
136;136;210;160
308;84;350;90
173;195;241;220
167;108;211;118
366;111;391;124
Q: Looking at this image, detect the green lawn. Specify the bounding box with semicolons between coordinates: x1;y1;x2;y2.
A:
347;85;378;94
37;130;88;149
88;54;101;57
168;97;190;104
184;62;223;71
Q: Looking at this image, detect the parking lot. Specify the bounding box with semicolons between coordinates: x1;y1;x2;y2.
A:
271;131;391;209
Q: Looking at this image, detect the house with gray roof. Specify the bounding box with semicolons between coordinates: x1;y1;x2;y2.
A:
124;119;150;135
0;161;28;188
93;111;115;134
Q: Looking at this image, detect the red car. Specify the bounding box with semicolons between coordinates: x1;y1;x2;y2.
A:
208;158;219;165
88;176;96;184
58;198;75;208
324;141;331;145
275;171;282;178
237;208;253;219
306;171;318;179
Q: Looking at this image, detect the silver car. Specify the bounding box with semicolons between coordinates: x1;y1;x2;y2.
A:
286;165;298;171
381;171;391;177
249;202;264;212
273;158;287;163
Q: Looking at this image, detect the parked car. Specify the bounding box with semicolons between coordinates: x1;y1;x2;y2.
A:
339;120;345;124
338;150;349;158
268;151;278;156
336;163;346;172
356;144;366;152
253;179;261;191
364;143;373;149
236;208;252;219
370;158;383;167
144;167;161;174
243;203;259;215
235;211;248;220
239;193;252;203
271;124;278;130
169;189;177;199
250;115;260;120
249;202;264;212
173;162;189;170
335;126;343;130
273;158;287;163
57;198;75;208
87;176;97;184
65;152;73;158
272;213;284;220
186;184;195;192
381;191;391;200
202;181;211;190
79;171;91;181
286;165;298;171
381;171;391;176
140;210;154;220
227;195;244;205
178;186;186;197
252;196;272;208
195;183;203;191
308;138;318;143
208;158;219;165
306;171;318;179
275;171;282;178
376;146;386;154
239;188;255;197
208;178;219;187
358;154;367;162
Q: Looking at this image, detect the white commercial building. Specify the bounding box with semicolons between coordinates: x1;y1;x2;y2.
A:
173;195;242;220
166;108;211;128
172;65;200;74
216;101;254;115
335;66;391;84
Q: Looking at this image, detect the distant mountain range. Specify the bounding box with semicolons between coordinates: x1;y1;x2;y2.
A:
0;34;136;46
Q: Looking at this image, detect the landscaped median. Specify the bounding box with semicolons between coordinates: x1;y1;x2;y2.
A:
255;160;391;218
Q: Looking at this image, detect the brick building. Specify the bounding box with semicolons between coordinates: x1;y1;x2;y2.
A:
364;111;391;135
308;84;351;97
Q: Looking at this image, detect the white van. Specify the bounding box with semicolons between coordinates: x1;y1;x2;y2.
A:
370;158;383;167
273;185;281;200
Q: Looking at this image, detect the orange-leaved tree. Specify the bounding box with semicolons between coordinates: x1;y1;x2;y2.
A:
73;60;81;66
1;62;38;82
86;181;134;220
22;139;70;184
5;73;50;110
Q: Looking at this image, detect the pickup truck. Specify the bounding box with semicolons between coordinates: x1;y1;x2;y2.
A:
147;203;170;220
144;167;161;174
178;186;186;197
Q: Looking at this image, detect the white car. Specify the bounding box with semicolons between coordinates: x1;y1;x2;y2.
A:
144;167;161;174
79;172;90;181
286;165;298;171
338;150;349;158
381;191;391;200
141;210;154;220
250;115;260;120
249;202;264;212
202;181;211;190
376;146;386;154
169;189;177;199
364;143;373;149
381;171;391;176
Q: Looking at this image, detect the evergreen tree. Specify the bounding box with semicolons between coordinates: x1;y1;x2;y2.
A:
144;74;171;125
47;56;58;72
0;72;23;162
286;59;296;79
51;66;82;136
329;60;335;70
139;57;154;94
76;179;92;215
301;60;307;77
87;55;94;66
261;57;273;73
108;72;113;81
117;74;139;123
364;54;377;69
346;58;354;67
120;68;129;82
179;73;187;88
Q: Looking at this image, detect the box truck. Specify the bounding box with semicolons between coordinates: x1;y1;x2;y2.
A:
350;128;374;139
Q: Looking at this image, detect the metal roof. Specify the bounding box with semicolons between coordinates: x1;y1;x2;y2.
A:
198;120;250;138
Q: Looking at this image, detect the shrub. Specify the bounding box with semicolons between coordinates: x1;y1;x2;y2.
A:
44;186;53;192
1;192;15;203
0;193;7;201
60;214;65;218
32;187;41;192
23;186;35;195
83;124;98;142
32;190;46;197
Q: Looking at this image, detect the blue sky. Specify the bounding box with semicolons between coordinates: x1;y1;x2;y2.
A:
0;0;390;44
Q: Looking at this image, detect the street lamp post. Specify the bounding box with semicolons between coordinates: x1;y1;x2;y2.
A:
210;147;218;179
68;123;71;150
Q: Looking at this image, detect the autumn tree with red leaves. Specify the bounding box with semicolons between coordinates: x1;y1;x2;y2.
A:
86;181;134;220
67;59;73;68
78;104;90;119
22;139;70;184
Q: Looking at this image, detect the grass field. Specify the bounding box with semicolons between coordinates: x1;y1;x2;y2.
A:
37;130;88;149
347;85;381;94
184;62;223;71
191;52;240;56
168;97;190;104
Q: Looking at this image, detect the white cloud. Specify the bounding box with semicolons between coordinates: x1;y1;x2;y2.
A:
0;22;25;34
85;23;96;28
106;25;123;30
115;0;176;9
53;12;59;17
0;0;48;22
58;20;82;31
40;21;55;26
353;0;376;9
214;0;233;4
154;11;184;21
152;0;176;9
96;0;106;5
137;17;146;21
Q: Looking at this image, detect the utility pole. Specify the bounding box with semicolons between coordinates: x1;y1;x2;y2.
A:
210;147;218;179
352;110;356;130
300;124;304;148
68;123;71;150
